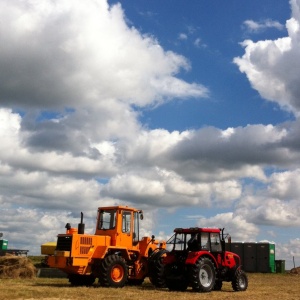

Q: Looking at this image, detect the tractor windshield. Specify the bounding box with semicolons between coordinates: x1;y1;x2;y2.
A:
167;233;200;251
98;209;117;230
167;233;186;250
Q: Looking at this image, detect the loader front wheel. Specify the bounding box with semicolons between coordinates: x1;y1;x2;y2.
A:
99;254;128;287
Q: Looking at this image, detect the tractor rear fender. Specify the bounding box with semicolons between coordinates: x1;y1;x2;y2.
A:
185;251;218;267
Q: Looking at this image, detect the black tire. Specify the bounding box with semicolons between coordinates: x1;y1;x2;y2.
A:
164;262;188;291
166;279;188;291
99;254;128;287
68;274;95;286
148;249;168;288
127;278;144;285
232;269;248;291
190;257;216;292
214;279;223;291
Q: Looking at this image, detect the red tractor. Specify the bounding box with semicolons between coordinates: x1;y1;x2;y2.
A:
163;227;248;292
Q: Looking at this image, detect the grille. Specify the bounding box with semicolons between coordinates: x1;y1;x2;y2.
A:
80;237;92;245
80;246;90;254
56;236;72;251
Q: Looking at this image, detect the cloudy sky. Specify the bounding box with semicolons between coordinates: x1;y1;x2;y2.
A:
1;0;300;269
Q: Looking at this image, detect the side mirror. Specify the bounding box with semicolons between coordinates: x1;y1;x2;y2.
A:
139;211;144;220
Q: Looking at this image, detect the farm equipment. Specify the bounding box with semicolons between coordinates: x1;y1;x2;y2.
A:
43;205;167;287
163;227;248;292
0;233;29;256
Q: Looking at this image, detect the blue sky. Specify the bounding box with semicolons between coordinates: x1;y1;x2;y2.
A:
121;0;293;130
1;0;300;270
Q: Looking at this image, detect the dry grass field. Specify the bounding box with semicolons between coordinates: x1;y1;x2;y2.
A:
0;273;299;300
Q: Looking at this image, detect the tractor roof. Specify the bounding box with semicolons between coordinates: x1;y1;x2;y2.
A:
174;227;221;234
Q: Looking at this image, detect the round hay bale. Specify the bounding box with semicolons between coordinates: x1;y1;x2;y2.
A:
0;256;36;279
289;267;300;275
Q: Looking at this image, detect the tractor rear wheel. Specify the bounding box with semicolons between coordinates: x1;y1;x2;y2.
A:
190;257;216;292
166;278;188;291
164;263;188;291
214;279;223;290
99;254;128;287
148;249;168;288
232;269;248;291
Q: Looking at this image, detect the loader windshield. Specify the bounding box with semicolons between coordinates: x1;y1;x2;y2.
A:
98;209;117;230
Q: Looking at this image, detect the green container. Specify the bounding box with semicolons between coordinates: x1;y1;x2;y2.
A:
269;244;276;273
275;260;285;273
0;239;8;250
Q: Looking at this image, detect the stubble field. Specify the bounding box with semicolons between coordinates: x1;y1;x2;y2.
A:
0;273;299;300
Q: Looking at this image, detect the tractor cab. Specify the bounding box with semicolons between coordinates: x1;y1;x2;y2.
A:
167;227;223;253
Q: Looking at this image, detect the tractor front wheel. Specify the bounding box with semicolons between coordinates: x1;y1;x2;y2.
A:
232;269;248;291
190;257;216;292
99;254;128;287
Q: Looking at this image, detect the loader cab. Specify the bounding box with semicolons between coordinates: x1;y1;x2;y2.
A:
95;206;143;247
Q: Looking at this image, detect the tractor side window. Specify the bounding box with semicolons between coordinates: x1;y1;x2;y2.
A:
201;232;210;250
122;211;132;233
187;233;200;251
98;209;116;230
210;233;222;252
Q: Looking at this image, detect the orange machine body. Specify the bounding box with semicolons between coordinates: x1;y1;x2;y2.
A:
46;205;166;286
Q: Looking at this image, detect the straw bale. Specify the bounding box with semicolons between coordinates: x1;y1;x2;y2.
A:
0;256;36;279
289;266;300;275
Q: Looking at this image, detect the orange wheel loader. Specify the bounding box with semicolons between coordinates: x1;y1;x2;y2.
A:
43;205;167;287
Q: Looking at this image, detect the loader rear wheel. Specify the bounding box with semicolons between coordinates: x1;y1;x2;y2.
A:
148;249;168;288
232;269;248;291
127;278;144;285
68;274;95;286
190;257;216;292
99;254;128;287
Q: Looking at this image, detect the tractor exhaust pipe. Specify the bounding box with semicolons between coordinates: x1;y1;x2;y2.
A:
78;212;85;234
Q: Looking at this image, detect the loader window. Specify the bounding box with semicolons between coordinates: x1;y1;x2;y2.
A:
98;209;116;230
133;212;139;244
122;211;132;233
